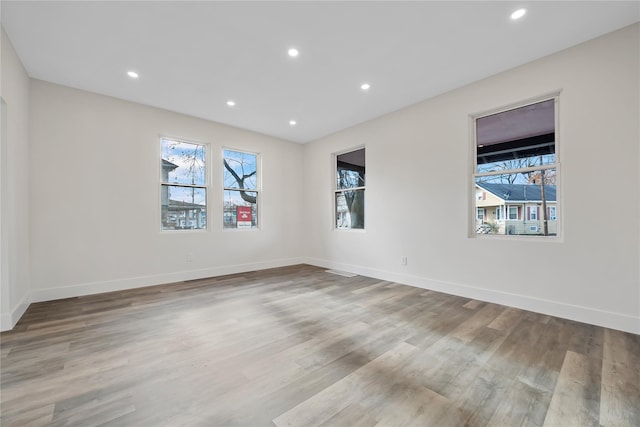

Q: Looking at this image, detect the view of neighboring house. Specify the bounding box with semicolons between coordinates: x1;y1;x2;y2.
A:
161;159;207;230
475;182;557;235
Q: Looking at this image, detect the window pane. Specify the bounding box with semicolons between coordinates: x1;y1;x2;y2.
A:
161;185;206;230
476;169;556;186
477;152;556;175
223;149;257;190
475;169;557;236
337;149;365;189
508;206;519;220
161;139;206;186
224;190;257;229
476;100;555;174
336;189;364;229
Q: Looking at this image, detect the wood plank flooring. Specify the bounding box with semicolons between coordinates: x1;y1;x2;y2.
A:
1;264;638;426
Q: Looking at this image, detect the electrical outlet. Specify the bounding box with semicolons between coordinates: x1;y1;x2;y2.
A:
186;252;193;262
401;256;407;266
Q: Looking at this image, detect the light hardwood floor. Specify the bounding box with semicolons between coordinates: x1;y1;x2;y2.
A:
1;264;638;426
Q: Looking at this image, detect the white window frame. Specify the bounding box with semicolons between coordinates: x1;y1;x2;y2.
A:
334;146;366;230
476;207;485;221
471;92;561;238
508;205;519;220
160;136;209;232
549;206;557;221
528;206;538;221
495;206;504;220
222;148;260;230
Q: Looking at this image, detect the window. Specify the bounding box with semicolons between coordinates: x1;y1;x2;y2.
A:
473;96;559;236
335;148;365;229
495;206;504;220
223;149;258;229
548;206;557;221
476;208;485;221
161;137;207;230
508;206;519;220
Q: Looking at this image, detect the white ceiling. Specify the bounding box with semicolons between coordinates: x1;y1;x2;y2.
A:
2;1;638;143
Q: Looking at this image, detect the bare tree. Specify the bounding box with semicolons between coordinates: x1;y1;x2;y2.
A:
479;155;556;185
487;158;539;183
163;140;206;202
223;156;256;204
182;144;205;204
337;169;365;228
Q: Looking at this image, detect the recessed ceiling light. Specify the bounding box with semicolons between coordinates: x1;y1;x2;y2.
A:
226;100;236;107
510;8;527;20
289;120;297;126
288;48;299;57
361;83;371;91
127;71;139;79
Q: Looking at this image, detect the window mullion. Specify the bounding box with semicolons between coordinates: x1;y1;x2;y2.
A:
162;183;206;189
335;186;366;192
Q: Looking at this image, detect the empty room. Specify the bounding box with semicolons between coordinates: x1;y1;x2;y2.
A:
1;1;639;426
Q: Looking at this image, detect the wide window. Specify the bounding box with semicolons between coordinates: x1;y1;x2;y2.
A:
161;137;207;230
223;149;258;229
335;148;365;229
473;96;559;236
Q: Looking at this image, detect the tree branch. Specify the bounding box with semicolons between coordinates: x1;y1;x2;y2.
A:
223;159;257;204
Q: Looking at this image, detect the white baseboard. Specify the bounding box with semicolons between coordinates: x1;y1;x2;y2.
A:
29;257;305;304
302;257;640;335
0;292;31;332
6;257;638;335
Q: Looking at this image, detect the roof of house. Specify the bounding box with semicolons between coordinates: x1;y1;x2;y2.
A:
477;182;556;202
162;159;179;171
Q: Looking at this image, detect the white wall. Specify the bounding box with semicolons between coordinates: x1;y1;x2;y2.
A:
0;27;31;330
303;24;640;334
28;80;304;301
4;23;639;334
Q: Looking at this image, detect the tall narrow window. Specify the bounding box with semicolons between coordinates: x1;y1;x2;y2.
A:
161;137;207;230
335;148;365;229
508;206;519;220
473;96;559;236
223;149;258;229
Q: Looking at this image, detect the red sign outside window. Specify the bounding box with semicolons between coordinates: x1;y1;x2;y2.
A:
237;206;252;228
